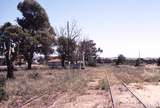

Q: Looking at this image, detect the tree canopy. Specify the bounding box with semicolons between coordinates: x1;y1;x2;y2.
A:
0;0;102;78
79;39;103;66
17;0;55;69
116;54;126;65
0;22;24;78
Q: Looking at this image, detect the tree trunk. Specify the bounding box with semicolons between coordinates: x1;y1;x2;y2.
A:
6;61;14;79
5;40;14;79
61;59;65;68
27;59;32;69
6;52;14;79
27;50;34;70
44;54;48;65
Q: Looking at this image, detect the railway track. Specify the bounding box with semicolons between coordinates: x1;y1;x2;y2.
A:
105;69;148;108
19;92;48;108
18;91;62;108
106;70;116;108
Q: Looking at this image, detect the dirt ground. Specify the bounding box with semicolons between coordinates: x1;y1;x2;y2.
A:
129;82;160;108
0;64;160;108
48;68;112;108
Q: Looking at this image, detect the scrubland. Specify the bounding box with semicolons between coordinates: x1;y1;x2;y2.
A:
0;64;160;108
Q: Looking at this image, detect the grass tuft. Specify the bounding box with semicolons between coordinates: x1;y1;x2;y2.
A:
99;79;109;91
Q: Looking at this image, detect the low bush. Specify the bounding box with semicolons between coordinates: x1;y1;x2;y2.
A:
27;72;41;80
116;54;126;65
99;79;109;91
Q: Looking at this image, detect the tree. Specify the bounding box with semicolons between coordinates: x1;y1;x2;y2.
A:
57;36;74;67
56;21;81;67
17;0;55;69
116;54;126;65
57;36;68;67
157;57;160;66
36;31;55;64
79;39;103;66
135;58;141;66
0;22;23;78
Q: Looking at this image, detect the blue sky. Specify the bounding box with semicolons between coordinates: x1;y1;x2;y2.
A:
1;0;160;58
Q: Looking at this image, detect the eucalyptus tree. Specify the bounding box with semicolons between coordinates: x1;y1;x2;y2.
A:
157;57;160;66
57;21;81;67
0;22;24;78
57;36;77;67
116;54;126;65
79;39;102;65
17;0;55;69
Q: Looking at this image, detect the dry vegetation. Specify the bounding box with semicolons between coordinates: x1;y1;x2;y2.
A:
107;64;160;84
0;67;88;108
98;79;109;91
1;64;160;108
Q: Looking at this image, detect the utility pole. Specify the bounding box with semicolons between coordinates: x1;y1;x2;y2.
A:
139;50;141;59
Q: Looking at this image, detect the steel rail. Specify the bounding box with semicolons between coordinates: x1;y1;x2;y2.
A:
114;73;148;108
19;92;48;108
105;70;116;108
105;69;148;108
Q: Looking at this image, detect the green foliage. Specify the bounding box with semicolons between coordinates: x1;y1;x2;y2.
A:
57;36;77;67
79;40;102;66
0;22;24;78
157;57;160;66
57;36;68;58
17;0;50;31
56;21;81;67
116;54;126;65
135;58;141;66
36;31;55;56
17;0;55;68
99;79;109;91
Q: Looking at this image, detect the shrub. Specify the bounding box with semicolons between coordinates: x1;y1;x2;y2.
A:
135;58;141;66
157;57;160;66
116;54;126;65
88;57;97;66
99;79;109;91
28;72;41;80
54;70;87;94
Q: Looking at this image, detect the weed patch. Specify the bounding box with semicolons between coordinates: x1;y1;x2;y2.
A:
99;79;109;91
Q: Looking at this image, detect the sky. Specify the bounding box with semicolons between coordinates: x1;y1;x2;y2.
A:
1;0;160;58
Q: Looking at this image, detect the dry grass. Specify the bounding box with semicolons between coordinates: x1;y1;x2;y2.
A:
107;64;160;84
0;68;88;108
1;64;160;107
98;79;109;91
53;69;87;94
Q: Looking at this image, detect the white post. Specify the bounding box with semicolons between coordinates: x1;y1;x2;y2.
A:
82;52;85;69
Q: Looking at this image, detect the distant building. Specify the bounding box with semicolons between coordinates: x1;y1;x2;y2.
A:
48;56;62;69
